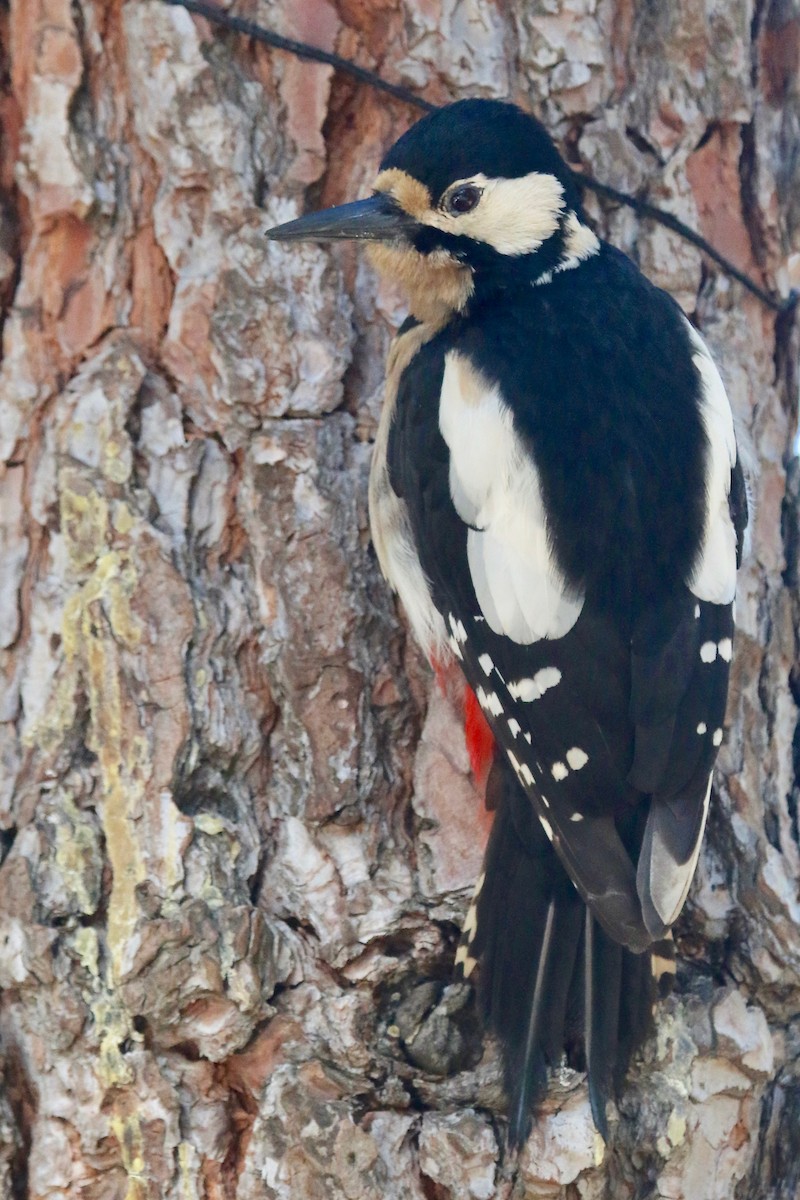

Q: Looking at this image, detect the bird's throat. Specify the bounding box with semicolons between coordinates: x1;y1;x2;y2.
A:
367;242;474;325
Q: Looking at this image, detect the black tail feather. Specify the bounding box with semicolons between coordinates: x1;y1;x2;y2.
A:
510;898;556;1142
585;909;622;1141
462;756;655;1146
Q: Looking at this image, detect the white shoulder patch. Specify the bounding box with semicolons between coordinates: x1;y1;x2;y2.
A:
685;322;738;606
438;352;583;644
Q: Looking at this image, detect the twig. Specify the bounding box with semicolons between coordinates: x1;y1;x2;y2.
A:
163;0;797;316
164;0;438;113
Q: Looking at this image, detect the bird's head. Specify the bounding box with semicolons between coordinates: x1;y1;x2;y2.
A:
266;99;597;323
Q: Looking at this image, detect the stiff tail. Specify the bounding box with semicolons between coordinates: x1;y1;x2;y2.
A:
457;755;665;1146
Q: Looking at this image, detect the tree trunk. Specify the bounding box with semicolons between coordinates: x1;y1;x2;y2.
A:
1;0;799;1196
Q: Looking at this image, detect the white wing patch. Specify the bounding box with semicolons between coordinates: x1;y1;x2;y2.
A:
438;352;584;644
685;323;738;606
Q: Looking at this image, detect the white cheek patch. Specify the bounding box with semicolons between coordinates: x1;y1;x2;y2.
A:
429;172;566;257
685;323;738;606
439;352;584;644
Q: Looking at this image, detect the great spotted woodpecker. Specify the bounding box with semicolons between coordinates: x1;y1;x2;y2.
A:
266;99;748;1145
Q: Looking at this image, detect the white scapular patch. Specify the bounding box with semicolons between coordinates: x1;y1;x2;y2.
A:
478;652;494;675
697;722;707;735
700;641;718;663
713;728;723;746
432;171;566;257
685;323;739;606
439;353;584;644
476;687;504;716
551;761;569;781
566;747;589;771
507;718;521;739
508;666;563;701
718;637;733;662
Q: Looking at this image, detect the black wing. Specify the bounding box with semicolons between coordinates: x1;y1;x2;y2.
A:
387;311;744;950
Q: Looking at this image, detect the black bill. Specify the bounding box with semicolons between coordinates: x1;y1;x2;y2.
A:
265;194;416;243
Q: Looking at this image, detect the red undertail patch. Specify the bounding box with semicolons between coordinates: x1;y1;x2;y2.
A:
464;685;496;787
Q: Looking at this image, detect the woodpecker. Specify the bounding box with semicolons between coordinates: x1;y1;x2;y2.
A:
266;99;748;1144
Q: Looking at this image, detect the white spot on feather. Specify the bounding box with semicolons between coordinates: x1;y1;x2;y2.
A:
551;761;568;781
697;722;707;735
700;641;718;663
448;635;463;660
476;687;504;716
520;762;534;786
713;728;723;746
570;812;584;822
449;614;467;643
508;667;562;702
566;747;588;771
478;652;494;675
539;816;554;841
718;637;732;662
507;718;521;739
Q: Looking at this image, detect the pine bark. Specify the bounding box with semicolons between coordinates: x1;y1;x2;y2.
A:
0;1;799;1197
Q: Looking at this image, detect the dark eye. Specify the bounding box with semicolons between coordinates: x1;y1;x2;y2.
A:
447;185;482;215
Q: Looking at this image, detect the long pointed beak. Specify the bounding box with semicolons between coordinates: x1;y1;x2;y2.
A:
265;194;416;243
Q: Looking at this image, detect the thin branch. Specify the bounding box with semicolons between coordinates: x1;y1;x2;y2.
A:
581;179;790;313
163;0;438;112
163;0;797;316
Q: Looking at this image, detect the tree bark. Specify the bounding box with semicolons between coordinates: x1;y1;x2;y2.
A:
0;1;799;1197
